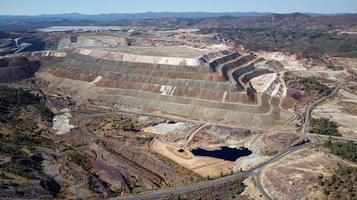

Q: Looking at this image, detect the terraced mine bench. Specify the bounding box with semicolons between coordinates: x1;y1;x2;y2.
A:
34;48;294;130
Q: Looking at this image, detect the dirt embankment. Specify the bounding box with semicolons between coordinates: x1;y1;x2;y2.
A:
0;56;41;83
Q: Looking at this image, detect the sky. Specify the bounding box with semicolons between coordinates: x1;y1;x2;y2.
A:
0;0;356;15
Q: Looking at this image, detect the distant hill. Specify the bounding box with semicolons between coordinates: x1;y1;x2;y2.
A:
0;12;356;30
0;12;270;20
0;11;350;21
196;13;357;30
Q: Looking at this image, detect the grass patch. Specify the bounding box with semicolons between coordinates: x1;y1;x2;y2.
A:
319;166;357;199
0;162;29;178
310;118;341;136
284;75;332;95
67;151;91;171
0;128;57;157
0;86;53;121
324;140;357;162
0;139;26;157
100;116;140;132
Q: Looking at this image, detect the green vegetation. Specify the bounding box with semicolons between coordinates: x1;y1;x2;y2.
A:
0;129;56;157
67;151;91;171
319;166;357;200
0;86;61;197
112;116;138;131
309;118;341;136
0;155;60;197
319;140;357;200
0;161;30;178
0;155;43;179
99;116;139;132
201;28;357;58
284;75;332;95
0;86;53;121
0;139;26;156
324;140;357;162
221;179;246;200
0;86;56;156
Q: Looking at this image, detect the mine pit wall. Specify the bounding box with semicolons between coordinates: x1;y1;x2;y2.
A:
33;50;293;129
63;52;210;73
0;56;41;83
220;54;256;79
241;69;274;84
42;67;256;104
27;51;67;58
39;67;264;113
39;64;258;106
101;139;178;186
96;88;266;114
246;85;257;103
199;50;231;63
232;65;256;83
95;93;280;128
96;79;256;104
40;53;257;104
37;72;291;130
130;37;189;47
231;65;256;91
70;48;202;66
43;53;226;82
102;72;232;91
208;52;241;72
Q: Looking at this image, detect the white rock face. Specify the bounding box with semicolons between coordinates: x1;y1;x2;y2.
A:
149;122;188;135
30;51;67;58
90;76;103;84
52;108;75;135
160;85;176;96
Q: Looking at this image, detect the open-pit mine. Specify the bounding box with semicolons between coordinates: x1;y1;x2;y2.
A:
1;18;357;200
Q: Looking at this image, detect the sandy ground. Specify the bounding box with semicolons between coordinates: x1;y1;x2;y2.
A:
90;46;208;58
256;51;307;71
260;147;357;200
330;57;357;73
72;48;202;66
312;89;357;139
233;134;271;171
241;176;266;200
235;152;271;172
143;121;198;135
250;73;276;92
233;131;305;172
155;28;200;34
64;32;210;58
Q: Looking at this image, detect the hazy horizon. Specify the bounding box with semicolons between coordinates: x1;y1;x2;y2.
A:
0;11;356;17
0;0;356;16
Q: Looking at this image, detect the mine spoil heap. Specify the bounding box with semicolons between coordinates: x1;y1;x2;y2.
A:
29;47;294;130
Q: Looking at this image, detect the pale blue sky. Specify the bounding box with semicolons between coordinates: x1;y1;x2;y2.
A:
0;0;356;15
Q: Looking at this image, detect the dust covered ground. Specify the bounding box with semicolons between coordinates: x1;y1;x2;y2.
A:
260;147;357;200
